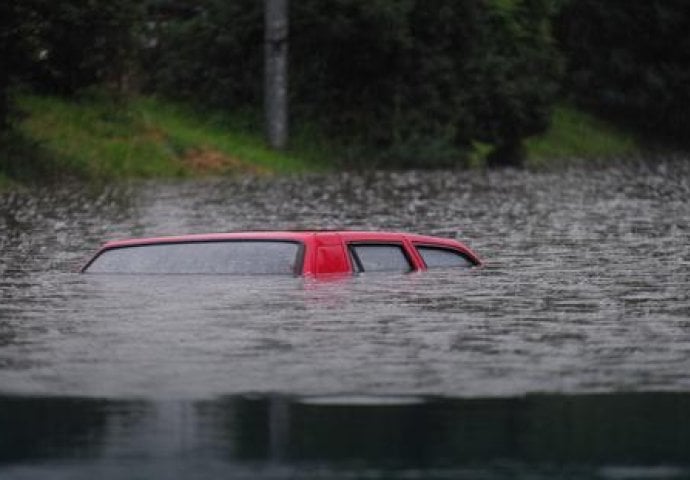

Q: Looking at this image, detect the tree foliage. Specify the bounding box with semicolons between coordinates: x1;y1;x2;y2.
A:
148;0;562;165
556;0;690;142
5;0;690;166
468;0;563;164
0;1;39;129
146;0;263;109
31;0;144;95
1;0;143;98
3;0;563;165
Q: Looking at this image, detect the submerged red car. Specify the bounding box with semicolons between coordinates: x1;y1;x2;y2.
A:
82;231;482;276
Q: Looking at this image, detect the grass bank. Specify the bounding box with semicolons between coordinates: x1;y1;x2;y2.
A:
2;94;327;181
525;105;639;167
0;95;642;185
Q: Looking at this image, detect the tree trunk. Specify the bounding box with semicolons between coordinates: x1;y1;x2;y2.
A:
264;0;288;150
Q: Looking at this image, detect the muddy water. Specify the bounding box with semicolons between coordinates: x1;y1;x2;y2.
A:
1;159;689;478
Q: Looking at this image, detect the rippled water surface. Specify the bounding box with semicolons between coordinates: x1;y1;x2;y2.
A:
1;160;689;478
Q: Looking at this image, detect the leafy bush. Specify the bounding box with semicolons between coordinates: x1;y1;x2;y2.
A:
146;0;263;109
556;0;690;143
32;0;144;95
0;0;144;137
148;0;562;166
0;1;36;129
468;0;563;165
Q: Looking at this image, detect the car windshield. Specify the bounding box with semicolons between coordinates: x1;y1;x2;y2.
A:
84;241;301;275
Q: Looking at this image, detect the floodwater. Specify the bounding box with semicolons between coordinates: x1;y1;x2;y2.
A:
1;159;689;478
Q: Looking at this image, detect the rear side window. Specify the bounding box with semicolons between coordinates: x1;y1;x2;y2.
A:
349;244;412;273
84;241;301;275
417;246;474;269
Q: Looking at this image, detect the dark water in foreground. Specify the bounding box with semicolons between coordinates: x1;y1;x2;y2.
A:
2;392;690;479
1;160;689;478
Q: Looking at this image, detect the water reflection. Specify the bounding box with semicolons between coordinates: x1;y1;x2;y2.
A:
2;393;690;479
0;397;149;463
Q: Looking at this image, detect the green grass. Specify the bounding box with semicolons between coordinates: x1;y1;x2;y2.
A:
0;172;10;189
11;94;328;180
525;104;639;167
135;98;329;173
2;95;645;182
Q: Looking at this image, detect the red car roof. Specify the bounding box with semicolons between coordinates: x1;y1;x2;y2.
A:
86;230;482;274
103;230;469;248
102;231;317;249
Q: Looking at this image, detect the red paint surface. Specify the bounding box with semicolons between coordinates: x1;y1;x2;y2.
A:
84;231;482;275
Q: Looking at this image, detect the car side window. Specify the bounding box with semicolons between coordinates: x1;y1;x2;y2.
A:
84;241;302;275
416;246;474;269
349;244;412;273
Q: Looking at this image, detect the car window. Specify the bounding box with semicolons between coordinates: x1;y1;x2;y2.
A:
84;241;301;275
416;246;474;269
349;244;412;272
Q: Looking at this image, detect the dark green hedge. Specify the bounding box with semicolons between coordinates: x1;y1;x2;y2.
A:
146;0;263;110
5;0;690;165
148;0;562;165
3;0;562;165
3;0;143;96
556;0;690;143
